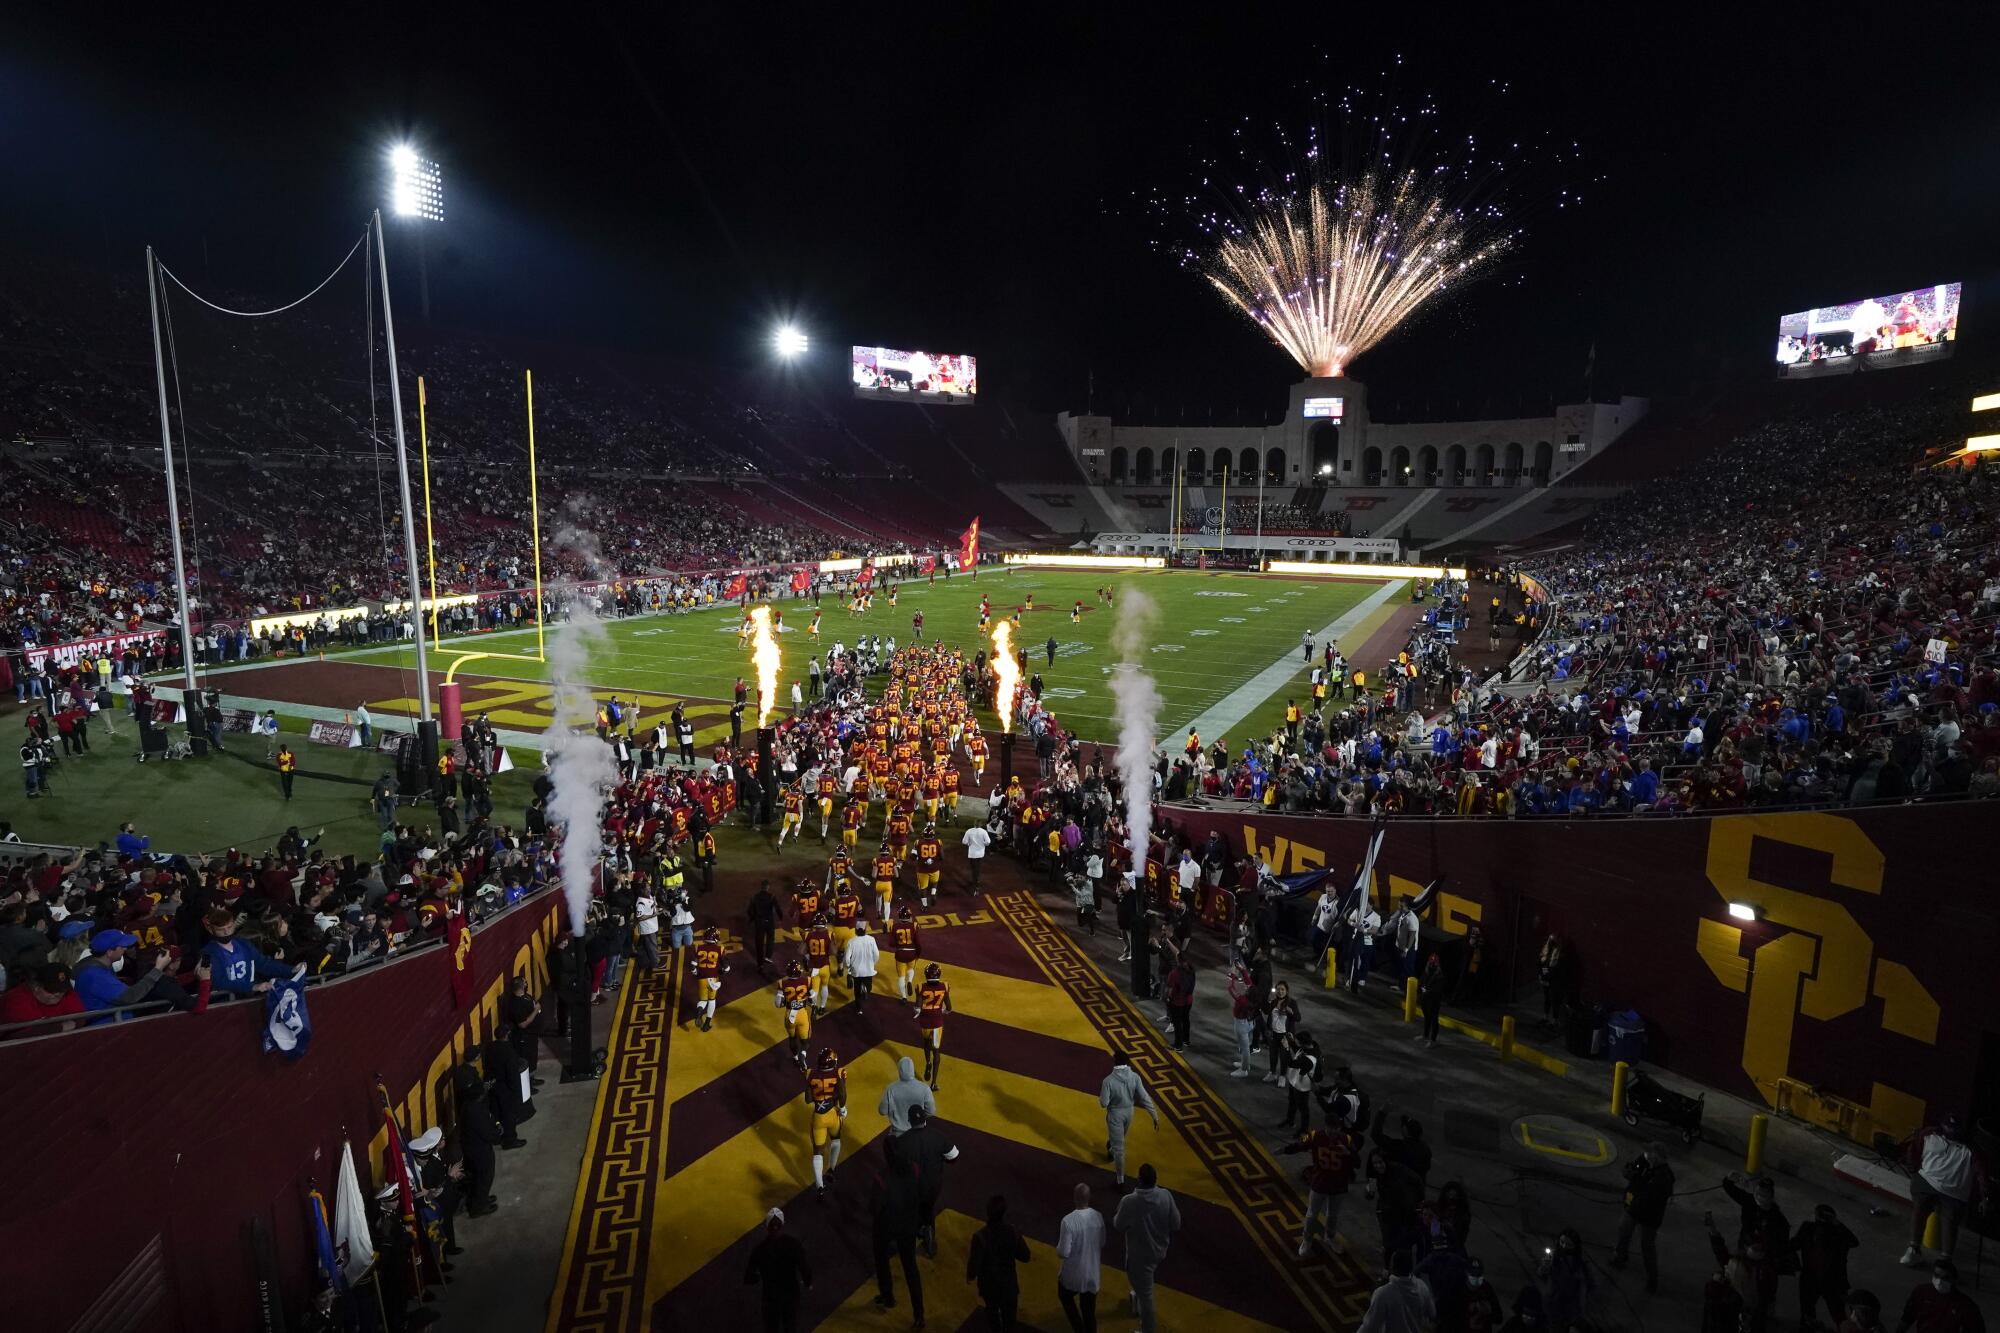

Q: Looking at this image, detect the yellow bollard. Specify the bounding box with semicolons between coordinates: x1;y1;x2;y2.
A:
1403;976;1420;1022
1745;1113;1768;1174
1611;1060;1629;1117
1323;949;1340;990
1499;1014;1516;1062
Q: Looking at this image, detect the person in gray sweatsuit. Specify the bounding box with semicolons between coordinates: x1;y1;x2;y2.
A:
1097;1050;1159;1186
878;1055;936;1135
1114;1163;1181;1333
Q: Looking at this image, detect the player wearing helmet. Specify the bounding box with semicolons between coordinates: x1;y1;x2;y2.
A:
688;925;727;1031
774;960;812;1069
805;1047;847;1197
829;882;862;983
913;823;943;908
890;906;922;1000
777;782;805;849
914;962;952;1091
871;847;898;922
804;913;833;1016
815;768;838;841
792;877;821;928
840;791;865;848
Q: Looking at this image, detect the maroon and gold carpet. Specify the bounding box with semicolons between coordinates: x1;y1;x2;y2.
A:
544;878;1371;1331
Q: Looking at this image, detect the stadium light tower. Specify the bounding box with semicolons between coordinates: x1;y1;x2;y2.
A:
387;143;444;321
773;324;809;359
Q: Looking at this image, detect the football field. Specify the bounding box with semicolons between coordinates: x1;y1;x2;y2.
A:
288;568;1413;747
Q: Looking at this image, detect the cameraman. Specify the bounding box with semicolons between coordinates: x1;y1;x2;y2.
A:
1610;1142;1674;1293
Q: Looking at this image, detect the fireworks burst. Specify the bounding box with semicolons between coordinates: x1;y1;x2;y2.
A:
1159;83;1581;379
1205;169;1509;378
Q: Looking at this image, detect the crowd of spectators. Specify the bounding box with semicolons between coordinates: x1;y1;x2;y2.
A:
1145;393;2000;818
0;801;555;1033
1504;391;1999;813
3;441;846;648
1;250;959;656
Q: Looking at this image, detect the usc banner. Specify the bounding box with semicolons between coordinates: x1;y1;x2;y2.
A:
1161;803;1986;1143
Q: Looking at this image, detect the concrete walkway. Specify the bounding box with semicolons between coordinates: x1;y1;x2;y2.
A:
1033;880;1998;1330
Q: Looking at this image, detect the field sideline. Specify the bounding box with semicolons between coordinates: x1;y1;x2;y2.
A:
305;568;1414;746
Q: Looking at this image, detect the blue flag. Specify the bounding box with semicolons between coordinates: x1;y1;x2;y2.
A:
263;977;311;1059
308;1189;346;1294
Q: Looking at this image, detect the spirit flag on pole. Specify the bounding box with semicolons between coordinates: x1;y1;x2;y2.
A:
957;517;981;571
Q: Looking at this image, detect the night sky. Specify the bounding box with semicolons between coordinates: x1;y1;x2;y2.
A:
5;8;1997;420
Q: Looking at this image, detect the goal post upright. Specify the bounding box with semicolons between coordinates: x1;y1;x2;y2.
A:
430;367;549;746
418;375;443;654
527;368;545;666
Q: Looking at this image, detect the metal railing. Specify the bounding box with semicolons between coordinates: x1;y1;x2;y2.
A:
0;882;557;1043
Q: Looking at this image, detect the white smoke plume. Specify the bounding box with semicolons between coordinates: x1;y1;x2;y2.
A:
543;522;617;937
1108;588;1162;873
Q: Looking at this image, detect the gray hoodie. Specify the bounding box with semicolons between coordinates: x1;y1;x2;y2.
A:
1097;1065;1155;1115
878;1056;936;1133
1112;1184;1181;1268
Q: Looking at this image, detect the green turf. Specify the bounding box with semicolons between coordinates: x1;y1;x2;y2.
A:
338;568;1399;745
0;720;539;860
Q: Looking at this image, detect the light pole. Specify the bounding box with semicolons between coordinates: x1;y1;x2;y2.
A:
373;209;434;733
389;145;443;322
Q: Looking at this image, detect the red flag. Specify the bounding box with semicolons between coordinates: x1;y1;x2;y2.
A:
858;563;875;588
919;554;937;574
789;568;811;594
957;517;981;571
376;1083;429;1298
724;573;747;600
446;912;472;1008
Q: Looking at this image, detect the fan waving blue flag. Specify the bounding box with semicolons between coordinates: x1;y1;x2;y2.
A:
263;975;311;1059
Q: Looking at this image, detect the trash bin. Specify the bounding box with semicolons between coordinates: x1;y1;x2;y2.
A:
1565;1004;1605;1058
1606;1009;1646;1064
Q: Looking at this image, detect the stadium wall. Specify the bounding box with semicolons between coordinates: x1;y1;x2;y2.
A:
1164;803;1987;1144
0;892;564;1333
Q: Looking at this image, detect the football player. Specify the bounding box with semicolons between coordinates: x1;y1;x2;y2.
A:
688;925;726;1031
914;962;953;1091
889;906;922;1000
805;1047;847;1197
774;961;812;1070
913;823;943;908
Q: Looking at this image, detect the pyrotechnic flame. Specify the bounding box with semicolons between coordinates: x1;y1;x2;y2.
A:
990;620;1019;733
749;605;781;727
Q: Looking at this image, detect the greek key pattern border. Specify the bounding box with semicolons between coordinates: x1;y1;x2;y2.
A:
550;961;673;1333
987;888;1374;1330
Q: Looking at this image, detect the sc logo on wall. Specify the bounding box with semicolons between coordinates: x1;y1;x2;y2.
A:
1696;813;1939;1140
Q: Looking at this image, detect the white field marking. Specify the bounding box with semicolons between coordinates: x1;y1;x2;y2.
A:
1192;590;1249;598
1247;606;1267;613
1187;629;1218;636
1218;616;1246;624
1151;644;1186;653
1177;579;1405;742
315;578;1380;713
1043;687;1088;700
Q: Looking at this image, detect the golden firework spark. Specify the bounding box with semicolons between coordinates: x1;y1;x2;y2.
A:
1204;168;1509;379
748;605;781;727
990;620;1019;733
